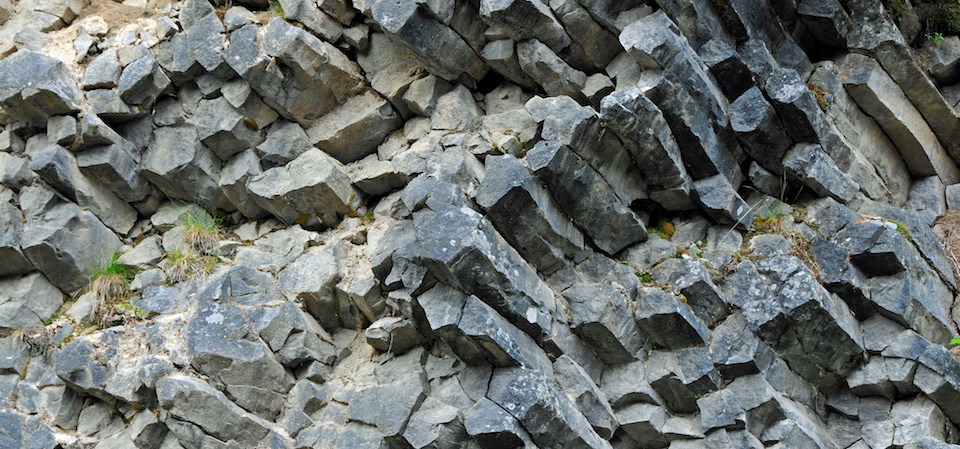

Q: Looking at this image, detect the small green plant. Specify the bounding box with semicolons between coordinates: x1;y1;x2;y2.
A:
880;218;912;242
637;271;653;284
179;209;222;256
950;336;960;346
927;31;946;43
270;0;284;16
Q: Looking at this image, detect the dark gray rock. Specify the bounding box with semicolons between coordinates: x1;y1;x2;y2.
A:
0;51;82;126
458;294;553;372
487;367;612;449
307;91;401;164
225;19;366;125
152;0;230;83
117;54;171;108
652;257;728;327
80;49;121;90
782;143;859;203
411;207;558;344
30;145;137;234
247;148;361;230
700;38;754;101
256;120;312;167
20;199;121;294
730;86;792;173
481;0;570;52
634;286;710;349
797;0;851;47
648;356;716;415
475;154;585;275
141;125;228;211
189;96;266;161
600;87;693;209
528;140;647;255
726;257;865;389
370;0;486;82
553;355;618;439
562;282;643;364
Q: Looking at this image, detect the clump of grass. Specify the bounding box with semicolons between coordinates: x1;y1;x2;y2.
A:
90;252;132;312
636;271;653;284
951;336;960;346
179;209;222;256
161;247;218;284
270;0;284;16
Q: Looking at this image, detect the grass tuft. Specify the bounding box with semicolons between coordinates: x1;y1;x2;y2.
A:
161;247;218;284
179;209;222;256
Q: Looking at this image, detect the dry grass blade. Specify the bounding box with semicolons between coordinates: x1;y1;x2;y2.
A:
935;211;960;286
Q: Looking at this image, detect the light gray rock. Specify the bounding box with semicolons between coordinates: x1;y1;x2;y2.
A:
19;197;120;295
278;245;341;330
278;0;342;41
553;355;618;439
0;200;32;278
0;273;63;330
430;85;483;132
841;53;960;184
256;120;312;167
157;375;280;447
365;317;424;354
75;140;152;203
401;75;451;117
219;149;269;219
517;39;587;102
634;286;710;349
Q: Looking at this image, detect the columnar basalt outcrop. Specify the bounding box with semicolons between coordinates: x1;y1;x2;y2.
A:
3;0;960;448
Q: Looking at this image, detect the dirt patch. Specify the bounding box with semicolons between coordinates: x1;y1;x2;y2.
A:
79;0;162;32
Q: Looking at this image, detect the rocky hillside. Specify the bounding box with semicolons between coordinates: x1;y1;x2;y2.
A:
3;0;960;447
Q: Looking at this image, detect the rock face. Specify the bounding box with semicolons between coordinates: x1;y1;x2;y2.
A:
4;0;960;448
